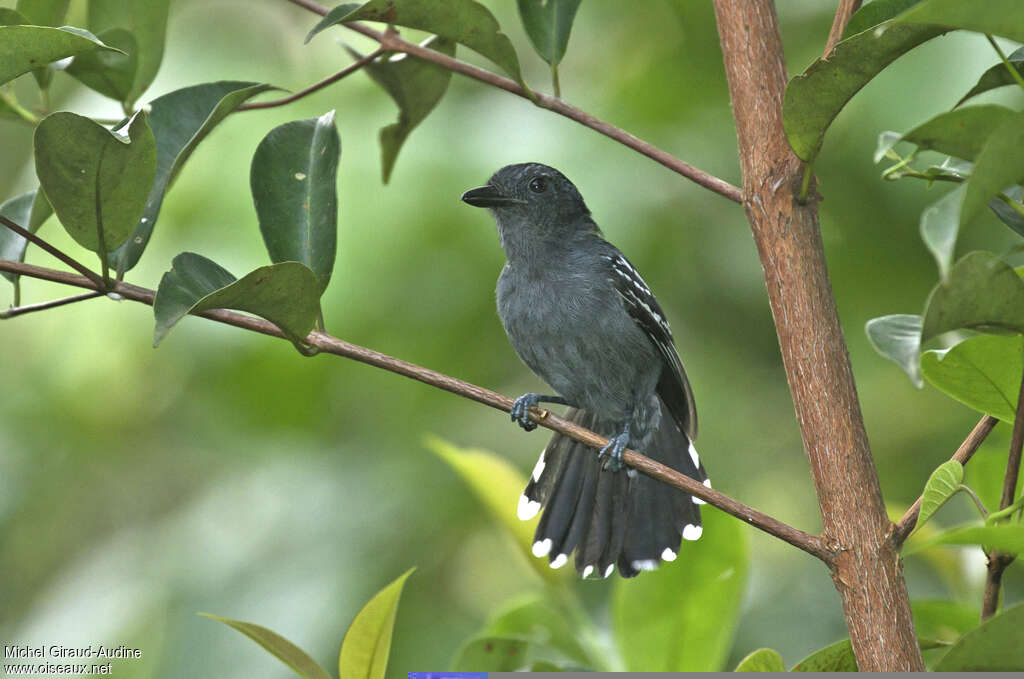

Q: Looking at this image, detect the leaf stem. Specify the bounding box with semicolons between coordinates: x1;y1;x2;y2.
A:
551;63;561;99
0;215;106;288
236;49;385;111
985;34;1024;95
798;161;813;203
956;484;988;518
996;191;1024;220
985;495;1024;524
0;88;42;125
12;278;20;307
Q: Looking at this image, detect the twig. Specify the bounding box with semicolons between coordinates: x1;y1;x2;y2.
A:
823;0;863;56
286;0;743;204
0;215;106;289
892;415;999;546
236;48;386;111
985;34;1024;95
1;291;104;319
981;359;1024;620
0;255;830;563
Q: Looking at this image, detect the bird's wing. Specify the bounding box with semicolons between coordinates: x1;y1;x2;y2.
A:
603;251;698;440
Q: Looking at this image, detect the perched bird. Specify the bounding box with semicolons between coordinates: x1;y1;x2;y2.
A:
461;162;710;578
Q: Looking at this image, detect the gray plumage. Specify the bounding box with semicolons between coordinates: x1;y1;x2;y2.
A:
462;162;708;578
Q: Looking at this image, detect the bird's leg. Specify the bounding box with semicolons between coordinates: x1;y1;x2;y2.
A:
598;421;631;472
510;394;571;431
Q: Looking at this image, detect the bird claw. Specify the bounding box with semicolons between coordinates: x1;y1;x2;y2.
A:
598;431;629;472
511;393;541;431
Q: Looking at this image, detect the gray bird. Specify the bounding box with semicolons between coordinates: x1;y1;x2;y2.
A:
462;162;710;578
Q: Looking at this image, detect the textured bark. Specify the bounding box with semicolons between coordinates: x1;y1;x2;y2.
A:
712;1;925;671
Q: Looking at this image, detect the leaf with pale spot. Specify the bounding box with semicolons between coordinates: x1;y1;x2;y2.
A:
914;460;964;533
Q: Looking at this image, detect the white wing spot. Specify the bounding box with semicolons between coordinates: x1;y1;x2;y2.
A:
688;442;700;468
661;547;677;562
692;477;711;505
683;524;703;541
532;538;552;558
517;495;540;520
531;450;546;482
603;564;615;578
582;565;594;578
550;553;568;569
631;559;659;571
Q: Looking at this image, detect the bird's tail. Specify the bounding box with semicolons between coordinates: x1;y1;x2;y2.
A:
517;402;709;578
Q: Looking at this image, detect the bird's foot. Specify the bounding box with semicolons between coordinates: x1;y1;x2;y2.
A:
598;424;631;472
511;393;543;431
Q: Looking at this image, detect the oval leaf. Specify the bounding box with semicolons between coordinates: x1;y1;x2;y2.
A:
200;613;332;679
0;24;121;86
989;185;1024;239
912;600;981;644
34;111;157;256
958;46;1024;107
483;597;594;668
735;647;786;672
783;20;945;161
339;568;415;679
424;435;562;584
895;0;1024;44
921;334;1023;423
612;509;748;672
348;37;455;183
906;523;1024;557
516;0;582;67
791;639;857;672
87;0;170;106
109;81;276;274
934;602;1024;671
865;314;924;388
961;110;1024;228
915;460;965;532
65;27;138;102
309;0;525;87
251;111;339;294
153;253;321;350
842;0;923;39
0;190;52;285
901;105;1015;162
921;185;964;280
921;251;1024;341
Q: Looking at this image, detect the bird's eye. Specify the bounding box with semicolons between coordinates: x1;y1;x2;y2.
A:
528;176;548;193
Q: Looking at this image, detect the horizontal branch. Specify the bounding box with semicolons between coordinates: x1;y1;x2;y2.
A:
286;0;743;204
891;414;998;547
1;255;828;562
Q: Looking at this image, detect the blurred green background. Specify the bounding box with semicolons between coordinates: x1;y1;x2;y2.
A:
2;0;1023;675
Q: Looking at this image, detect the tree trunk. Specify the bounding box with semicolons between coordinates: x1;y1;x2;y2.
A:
711;0;925;671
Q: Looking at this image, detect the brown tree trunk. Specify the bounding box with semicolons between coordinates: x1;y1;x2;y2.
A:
711;1;925;671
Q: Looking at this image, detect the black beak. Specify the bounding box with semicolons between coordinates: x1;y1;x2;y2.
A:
461;184;526;207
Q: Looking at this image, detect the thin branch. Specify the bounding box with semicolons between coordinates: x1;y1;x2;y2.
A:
985;34;1024;95
0;215;106;289
981;358;1024;620
236;48;386;111
823;0;862;56
892;415;998;546
285;0;743;204
0;255;830;563
1;291;104;319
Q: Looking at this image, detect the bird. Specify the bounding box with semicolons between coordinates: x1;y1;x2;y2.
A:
461;162;710;578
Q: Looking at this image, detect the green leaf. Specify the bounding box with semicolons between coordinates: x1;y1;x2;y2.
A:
915;460;965;531
152;253;321;350
865;314;924;388
250;111;340;294
783;20;945;161
483;597;593;668
874;130;903;164
308;0;526;88
15;0;70;26
912;600;980;644
0;190;52;285
961;111;1024;228
87;0;170;106
108;81;276;274
200;613;332;679
0;24;121;86
339;568;415;679
935;602;1024;671
907;523;1024;557
791;639;857;672
989;185;1024;239
921;251;1024;341
348;37;455;183
921;185;964;280
612;509;748;672
958;46;1024;106
65;27;137;102
842;0;922;39
0;9;27;26
34;111;157;257
734;648;786;672
424;436;562;584
922;334;1023;423
516;0;582;67
900;105;1015;162
895;0;1024;44
451;637;530;672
